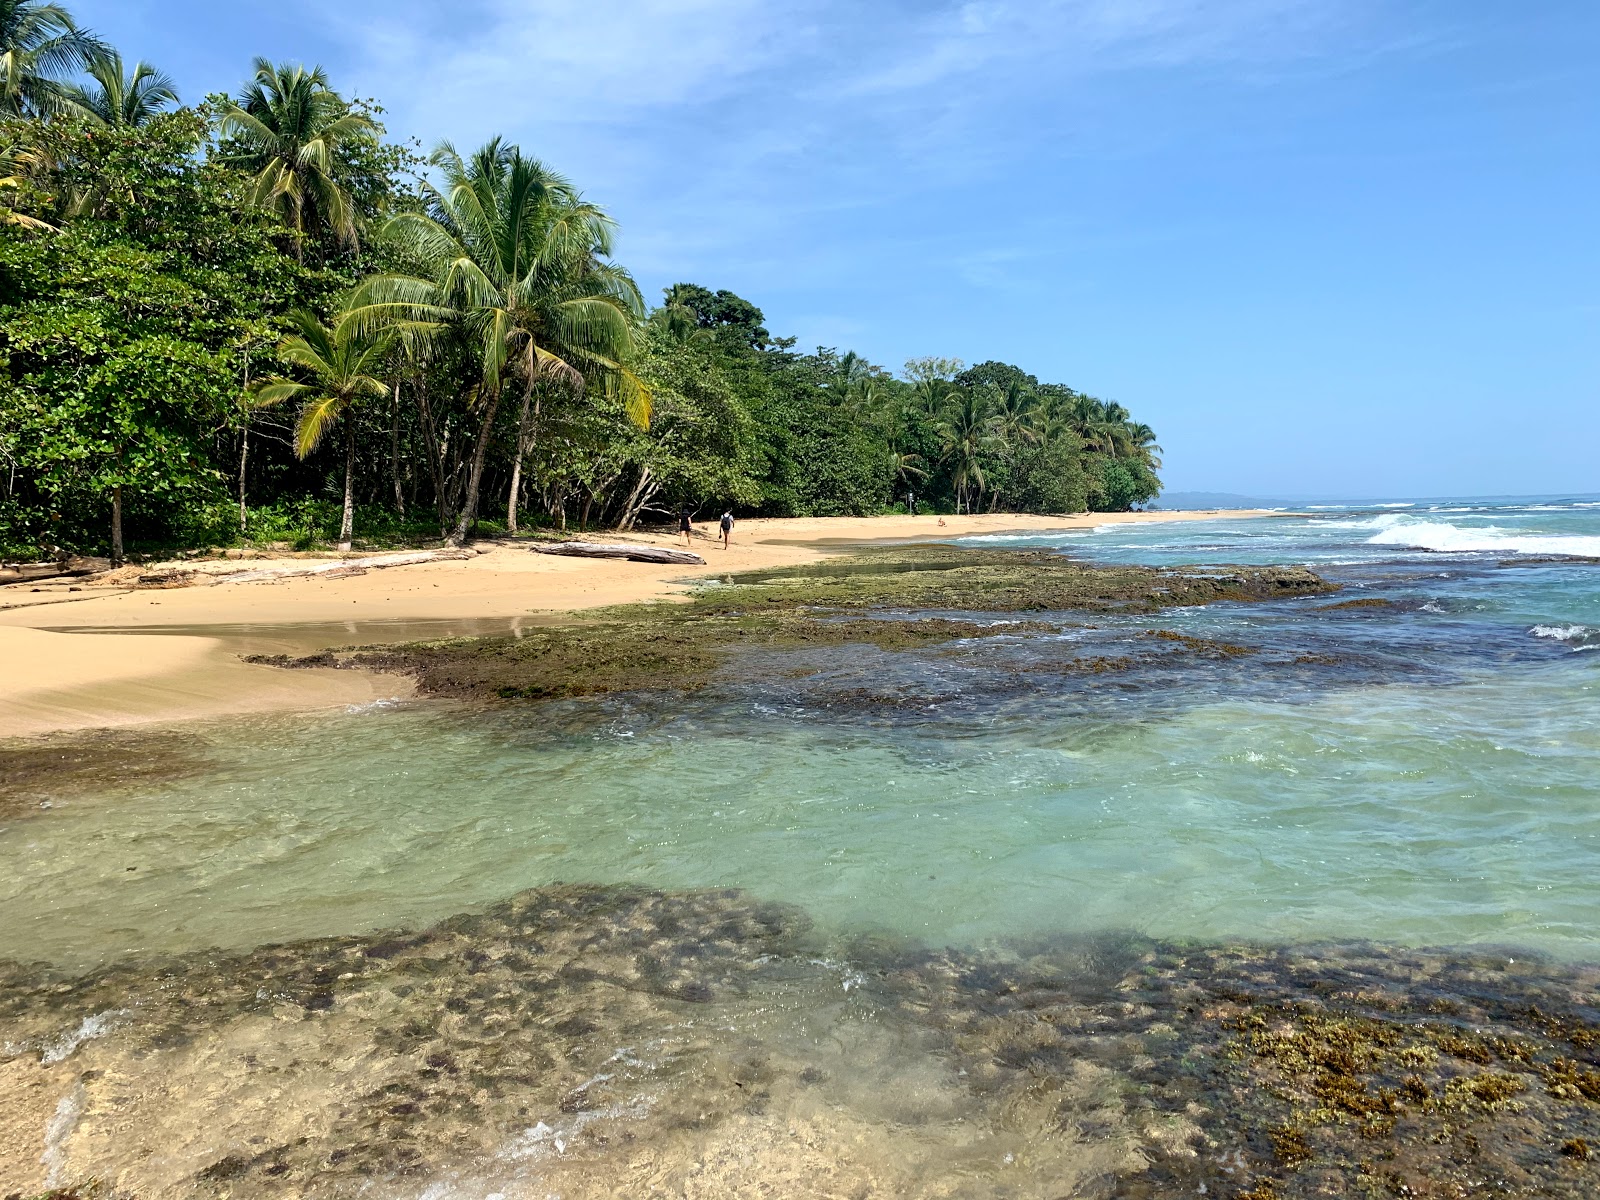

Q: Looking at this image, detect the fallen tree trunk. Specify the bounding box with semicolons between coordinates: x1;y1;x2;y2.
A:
0;556;112;585
531;542;704;566
217;549;476;585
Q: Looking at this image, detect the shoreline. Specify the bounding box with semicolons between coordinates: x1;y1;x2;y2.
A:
0;510;1272;739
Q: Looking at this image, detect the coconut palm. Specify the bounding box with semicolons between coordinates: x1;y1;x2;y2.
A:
1127;422;1163;469
350;137;649;543
0;0;103;116
648;287;716;347
0;140;50;229
1062;393;1128;458
984;379;1042;510
989;379;1041;447
251;310;398;551
61;48;177;126
888;449;927;507
216;58;377;258
936;389;994;514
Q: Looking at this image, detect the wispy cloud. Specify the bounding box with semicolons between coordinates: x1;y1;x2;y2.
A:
303;0;1380;300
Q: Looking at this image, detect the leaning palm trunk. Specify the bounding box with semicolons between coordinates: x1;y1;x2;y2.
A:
617;466;658;532
449;391;500;546
339;421;356;551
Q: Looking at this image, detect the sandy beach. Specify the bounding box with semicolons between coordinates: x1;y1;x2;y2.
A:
0;511;1265;738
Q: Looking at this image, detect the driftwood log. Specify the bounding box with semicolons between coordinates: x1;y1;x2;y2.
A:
217;549;476;585
531;542;705;566
0;556;112;585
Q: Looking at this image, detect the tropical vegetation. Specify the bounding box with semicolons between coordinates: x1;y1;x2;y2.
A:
0;2;1162;563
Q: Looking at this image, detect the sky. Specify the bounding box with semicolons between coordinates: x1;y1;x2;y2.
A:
73;1;1599;498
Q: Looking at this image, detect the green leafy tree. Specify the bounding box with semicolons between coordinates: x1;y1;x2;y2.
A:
352;137;649;541
0;240;233;562
62;48;177;126
216;58;378;259
0;0;102;116
0;109;319;561
252;309;398;550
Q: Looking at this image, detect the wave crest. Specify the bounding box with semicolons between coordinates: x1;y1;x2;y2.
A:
1364;519;1600;557
1531;625;1600;652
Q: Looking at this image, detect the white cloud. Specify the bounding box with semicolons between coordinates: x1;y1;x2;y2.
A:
296;0;1377;303
326;0;808;136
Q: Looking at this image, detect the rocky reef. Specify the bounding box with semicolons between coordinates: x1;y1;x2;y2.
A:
248;546;1337;703
3;883;1595;1199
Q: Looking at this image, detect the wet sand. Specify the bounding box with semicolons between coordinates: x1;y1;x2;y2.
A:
0;511;1266;738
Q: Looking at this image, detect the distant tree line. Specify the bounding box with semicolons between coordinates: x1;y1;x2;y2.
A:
0;0;1162;561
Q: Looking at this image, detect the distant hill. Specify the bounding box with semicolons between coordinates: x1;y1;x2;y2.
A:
1152;491;1295;510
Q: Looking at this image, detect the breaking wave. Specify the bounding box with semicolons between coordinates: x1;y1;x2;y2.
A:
1363;517;1600;558
1531;624;1600;652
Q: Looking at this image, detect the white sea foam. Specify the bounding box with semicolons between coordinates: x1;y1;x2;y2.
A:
1531;625;1600;651
1364;520;1600;557
41;1085;84;1187
41;1009;126;1063
344;697;404;714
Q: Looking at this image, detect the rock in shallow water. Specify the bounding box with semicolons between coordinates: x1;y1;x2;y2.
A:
1;884;1597;1198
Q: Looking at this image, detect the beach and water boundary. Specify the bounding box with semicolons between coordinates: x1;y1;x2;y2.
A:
2;500;1597;1197
0;510;1263;738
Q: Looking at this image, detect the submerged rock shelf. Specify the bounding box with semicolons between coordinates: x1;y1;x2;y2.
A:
2;883;1596;1198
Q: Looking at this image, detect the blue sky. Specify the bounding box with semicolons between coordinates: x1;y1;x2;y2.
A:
75;1;1598;497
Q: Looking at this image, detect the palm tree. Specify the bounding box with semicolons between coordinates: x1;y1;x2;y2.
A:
985;379;1041;511
0;0;102;116
936;389;994;514
1064;393;1132;458
216;58;376;258
252;310;398;551
888;449;926;508
648;289;714;346
0;140;50;230
1127;422;1163;469
351;137;649;543
61;48;177;126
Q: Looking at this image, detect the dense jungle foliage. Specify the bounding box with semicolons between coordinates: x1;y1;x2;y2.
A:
0;1;1162;561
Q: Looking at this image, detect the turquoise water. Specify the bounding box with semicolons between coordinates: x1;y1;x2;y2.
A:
3;497;1598;971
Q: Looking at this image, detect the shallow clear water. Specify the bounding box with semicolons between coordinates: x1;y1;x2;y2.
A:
4;497;1597;970
5;498;1600;1196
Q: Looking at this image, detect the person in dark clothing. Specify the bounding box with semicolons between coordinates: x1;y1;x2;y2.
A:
719;511;734;549
678;510;694;546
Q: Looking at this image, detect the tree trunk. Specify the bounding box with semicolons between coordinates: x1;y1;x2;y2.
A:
339;422;356;551
505;372;536;535
110;484;124;566
448;391;501;547
237;419;250;534
390;381;405;521
414;380;447;536
238;347;252;534
617;467;658;532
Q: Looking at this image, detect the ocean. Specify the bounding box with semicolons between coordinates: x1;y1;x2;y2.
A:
3;494;1597;1196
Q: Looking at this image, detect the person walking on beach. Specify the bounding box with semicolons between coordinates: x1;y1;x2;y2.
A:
678;509;694;546
719;510;734;549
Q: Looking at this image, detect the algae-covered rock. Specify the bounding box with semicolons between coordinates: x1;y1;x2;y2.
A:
281;546;1337;704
